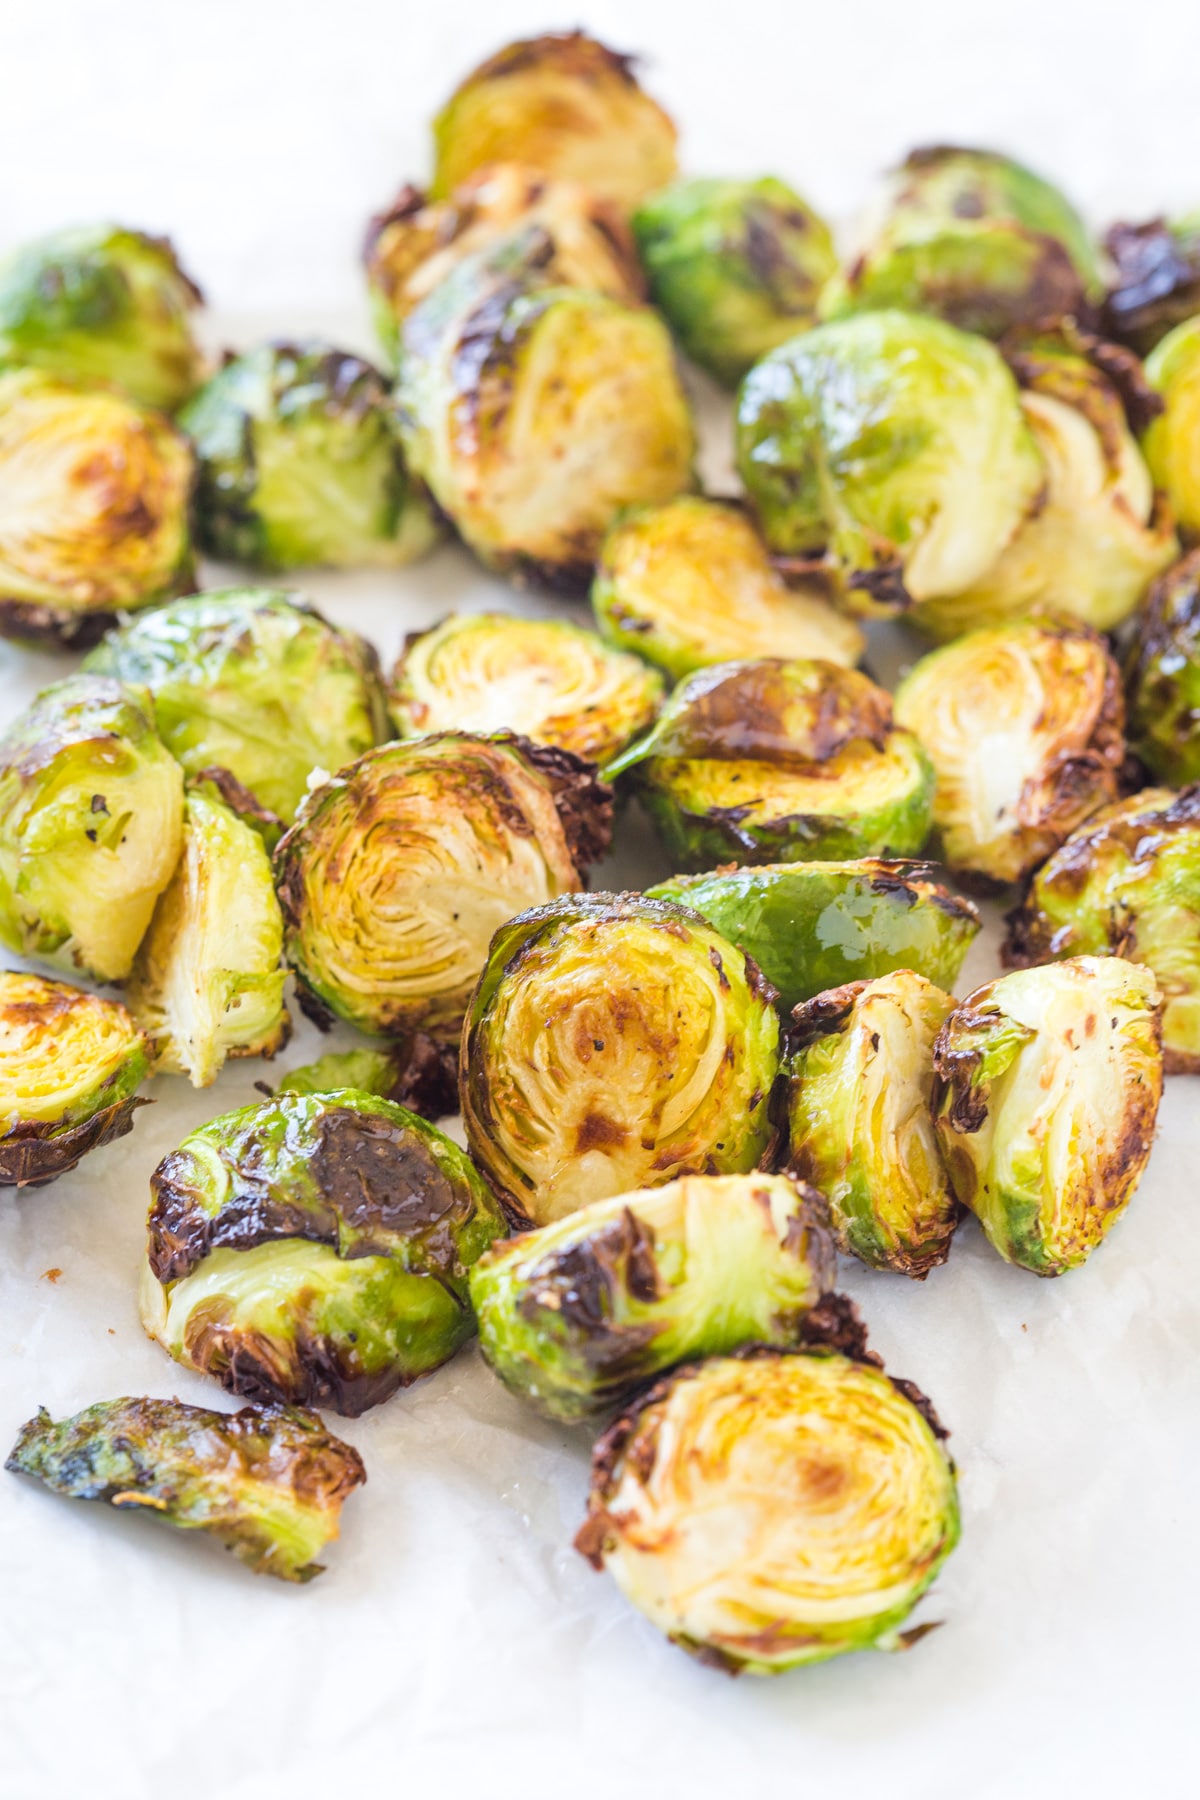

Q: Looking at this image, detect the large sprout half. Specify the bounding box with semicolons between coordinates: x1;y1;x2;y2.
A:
1103;213;1200;356
1143;316;1200;539
1125;551;1200;785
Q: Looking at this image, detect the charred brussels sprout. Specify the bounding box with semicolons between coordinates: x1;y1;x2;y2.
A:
1143;316;1200;539
279;1040;459;1121
932;956;1163;1275
0;676;184;981
471;1173;833;1422
6;1397;364;1582
461;894;782;1223
275;733;610;1040
592;497;863;680
141;1090;507;1413
0;972;151;1186
894;622;1125;886
1103;213;1200;356
1126;552;1200;783
632;178;838;386
0;367;194;647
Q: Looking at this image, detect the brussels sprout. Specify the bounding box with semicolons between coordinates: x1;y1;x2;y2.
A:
609;659;934;871
893;622;1125;886
0;676;184;982
179;342;439;570
141;1090;507;1413
736;310;1044;616
1103;213;1200;356
471;1172;834;1422
83;588;389;824
592;497;864;681
932;956;1163;1275
6;1397;364;1582
787;972;959;1275
431;31;678;209
0;972;151;1186
0;367;194;647
1125;551;1200;784
1143;316;1200;539
648;860;979;1014
0;224;205;413
462;893;781;1223
390;612;664;766
632;178;838;386
275;733;610;1040
278;1041;458;1121
576;1338;960;1673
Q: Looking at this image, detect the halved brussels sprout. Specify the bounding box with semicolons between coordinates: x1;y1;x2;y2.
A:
141;1090;507;1413
461;893;782;1224
275;733;610;1040
592;497;863;680
736;310;1044;616
932;956;1163;1275
471;1172;833;1422
576;1339;960;1673
0;367;194;647
648;860;979;1013
1143;316;1200;539
1104;213;1200;356
0;676;184;981
0;972;152;1186
787;972;959;1276
609;659;934;871
180;341;439;570
632;178;838;386
83;588;390;824
390;612;664;765
278;1040;459;1121
893;622;1125;885
431;31;678;209
6;1397;364;1583
1125;551;1200;784
0;224;205;413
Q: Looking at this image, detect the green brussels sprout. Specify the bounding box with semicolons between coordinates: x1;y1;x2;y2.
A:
278;1040;459;1121
275;733;610;1040
576;1336;960;1673
592;497;864;681
82;588;390;824
736;310;1044;617
461;893;782;1224
786;972;959;1276
471;1172;834;1423
1103;213;1200;356
932;955;1163;1275
1143;315;1200;539
431;31;678;209
631;177;838;386
6;1397;364;1583
0;971;151;1186
1125;551;1200;784
0;224;205;413
390;611;664;766
0;676;184;981
179;341;440;571
608;659;934;871
0;367;194;647
893;621;1125;886
647;860;979;1014
140;1089;507;1413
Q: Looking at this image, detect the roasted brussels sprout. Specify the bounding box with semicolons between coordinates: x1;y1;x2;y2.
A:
431;31;678;209
1103;213;1200;356
0;224;205;412
736;310;1043;616
1125;551;1200;784
461;893;782;1223
592;497;863;680
7;1397;364;1582
141;1090;507;1413
632;178;838;385
278;1040;459;1121
0;676;184;981
83;588;389;824
577;1338;960;1673
0;972;151;1186
0;367;194;647
1143;316;1200;539
390;612;664;765
275;733;610;1040
932;956;1163;1275
180;342;439;570
471;1172;833;1422
893;622;1125;886
608;659;934;871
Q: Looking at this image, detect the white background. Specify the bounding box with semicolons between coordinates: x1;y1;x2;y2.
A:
2;3;1200;1796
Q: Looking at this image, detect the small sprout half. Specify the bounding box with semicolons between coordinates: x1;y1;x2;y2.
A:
1103;213;1200;356
1143;315;1200;539
1125;551;1200;784
278;1039;459;1122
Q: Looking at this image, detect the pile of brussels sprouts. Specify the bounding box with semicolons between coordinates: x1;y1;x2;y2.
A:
2;25;1199;1666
